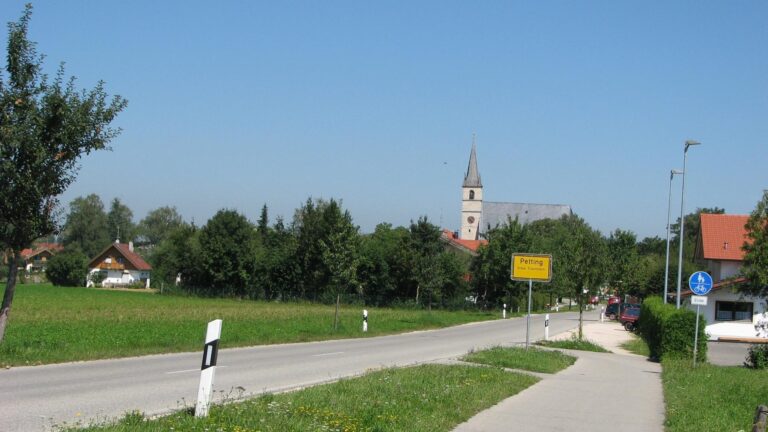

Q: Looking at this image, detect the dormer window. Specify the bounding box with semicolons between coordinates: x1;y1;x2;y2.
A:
469;190;475;200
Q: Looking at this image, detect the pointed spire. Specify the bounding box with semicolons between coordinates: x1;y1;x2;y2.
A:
463;134;482;187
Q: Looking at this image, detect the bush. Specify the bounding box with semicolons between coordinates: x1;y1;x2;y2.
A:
745;344;768;369
637;296;707;361
46;250;88;287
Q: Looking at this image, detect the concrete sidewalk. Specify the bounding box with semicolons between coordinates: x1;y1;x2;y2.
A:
453;321;665;432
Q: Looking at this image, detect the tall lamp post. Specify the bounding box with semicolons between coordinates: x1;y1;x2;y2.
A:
676;140;701;308
664;169;683;304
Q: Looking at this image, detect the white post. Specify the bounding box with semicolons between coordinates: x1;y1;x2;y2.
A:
544;313;550;341
502;303;507;319
195;319;222;418
600;306;605;323
525;279;533;349
693;305;700;367
362;309;368;332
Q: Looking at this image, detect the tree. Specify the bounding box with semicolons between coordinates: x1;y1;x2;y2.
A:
61;194;110;257
741;191;768;297
0;5;126;342
409;216;443;309
107;198;136;243
606;229;639;298
137;206;183;247
196;209;261;298
46;249;88;287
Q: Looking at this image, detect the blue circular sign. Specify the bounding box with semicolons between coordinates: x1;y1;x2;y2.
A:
688;271;713;296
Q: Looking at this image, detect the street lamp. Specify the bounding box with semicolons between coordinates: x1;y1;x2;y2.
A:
676;140;701;308
664;169;683;304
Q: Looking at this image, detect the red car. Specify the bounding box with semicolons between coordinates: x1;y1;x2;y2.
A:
620;307;640;331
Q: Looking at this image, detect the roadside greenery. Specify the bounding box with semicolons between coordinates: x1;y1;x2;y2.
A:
72;364;539;432
0;5;126;343
637;297;707;361
537;337;610;353
462;346;576;373
741;190;768;297
663;358;768;432
0;284;500;367
620;334;651;357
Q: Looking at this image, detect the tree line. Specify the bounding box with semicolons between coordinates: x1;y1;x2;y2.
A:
46;192;749;312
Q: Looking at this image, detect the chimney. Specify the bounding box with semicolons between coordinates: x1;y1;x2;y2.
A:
129;241;134;252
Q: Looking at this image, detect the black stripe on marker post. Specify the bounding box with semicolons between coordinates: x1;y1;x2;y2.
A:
201;339;219;370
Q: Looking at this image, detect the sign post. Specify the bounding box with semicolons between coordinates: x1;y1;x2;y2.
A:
196;319;222;418
689;271;713;367
511;253;553;349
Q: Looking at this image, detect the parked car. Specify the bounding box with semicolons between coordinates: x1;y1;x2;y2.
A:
605;302;640;320
620;307;641;331
589;295;600;305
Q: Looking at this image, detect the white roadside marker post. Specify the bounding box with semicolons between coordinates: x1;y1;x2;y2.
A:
502;303;507;319
195;319;222;418
600;306;605;323
544;314;550;341
362;309;368;332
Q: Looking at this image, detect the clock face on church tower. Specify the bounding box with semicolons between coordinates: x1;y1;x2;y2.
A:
467;216;475;224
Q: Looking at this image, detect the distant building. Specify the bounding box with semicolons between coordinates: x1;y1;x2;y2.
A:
87;241;152;288
681;213;766;341
458;140;572;241
20;243;64;272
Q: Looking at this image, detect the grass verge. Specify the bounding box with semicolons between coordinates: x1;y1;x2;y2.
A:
663;358;768;431
537;336;609;353
72;364;539;432
620;334;650;357
461;346;576;373
0;284;499;367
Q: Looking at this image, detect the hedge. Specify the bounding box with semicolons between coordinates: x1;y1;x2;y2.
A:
637;296;707;361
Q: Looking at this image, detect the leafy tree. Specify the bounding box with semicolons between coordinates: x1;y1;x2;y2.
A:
606;229;639;298
358;223;412;305
470;217;531;308
558;215;607;338
258;216;300;300
61;194;110;257
150;222;200;288
409;216;443;309
0;5;126;341
46;249;88;287
107;198;136;243
137;206;183;247
741;191;768;297
321;217;360;302
196;209;261;298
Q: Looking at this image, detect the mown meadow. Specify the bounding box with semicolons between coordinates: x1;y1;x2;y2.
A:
0;284;499;367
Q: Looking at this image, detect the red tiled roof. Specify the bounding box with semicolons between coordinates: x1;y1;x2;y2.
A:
20;243;63;259
699;214;750;261
114;243;152;271
441;229;488;253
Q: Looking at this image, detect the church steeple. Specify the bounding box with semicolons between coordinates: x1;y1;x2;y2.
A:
460;135;483;240
463;135;482;188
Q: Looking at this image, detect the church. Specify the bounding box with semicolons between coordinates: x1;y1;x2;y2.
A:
449;141;572;248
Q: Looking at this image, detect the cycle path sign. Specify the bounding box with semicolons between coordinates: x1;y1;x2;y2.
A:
688;271;713;296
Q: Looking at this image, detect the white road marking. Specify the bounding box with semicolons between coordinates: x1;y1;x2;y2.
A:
165;366;227;375
312;351;345;357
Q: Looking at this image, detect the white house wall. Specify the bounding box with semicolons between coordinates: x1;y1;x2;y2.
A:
684;289;766;340
87;268;150;288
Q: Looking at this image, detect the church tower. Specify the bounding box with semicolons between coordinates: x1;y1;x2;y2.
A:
460;138;483;240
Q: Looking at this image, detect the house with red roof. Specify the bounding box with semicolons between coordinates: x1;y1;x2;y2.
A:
440;229;487;255
87;241;152;288
20;243;64;272
685;213;765;340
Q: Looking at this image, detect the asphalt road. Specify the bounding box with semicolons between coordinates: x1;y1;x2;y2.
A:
0;309;596;431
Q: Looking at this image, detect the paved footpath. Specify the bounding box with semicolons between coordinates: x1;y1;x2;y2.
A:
453;321;665;432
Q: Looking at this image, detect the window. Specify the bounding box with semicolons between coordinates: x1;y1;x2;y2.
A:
469;190;475;200
715;301;753;321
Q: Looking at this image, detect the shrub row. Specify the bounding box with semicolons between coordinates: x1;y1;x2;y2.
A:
637;296;708;361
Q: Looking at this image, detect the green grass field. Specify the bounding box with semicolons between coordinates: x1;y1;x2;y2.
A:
0;284;498;367
72;364;539;432
536;336;609;353
462;346;576;373
663;358;768;431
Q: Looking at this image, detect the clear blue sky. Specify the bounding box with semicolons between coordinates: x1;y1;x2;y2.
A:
2;1;767;239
